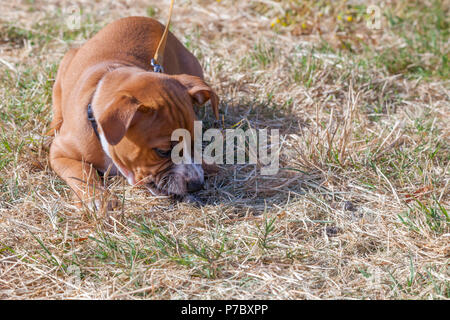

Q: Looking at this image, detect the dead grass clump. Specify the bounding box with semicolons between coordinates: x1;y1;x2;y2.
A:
0;0;448;299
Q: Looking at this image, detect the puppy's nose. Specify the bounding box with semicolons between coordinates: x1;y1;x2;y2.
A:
187;181;204;193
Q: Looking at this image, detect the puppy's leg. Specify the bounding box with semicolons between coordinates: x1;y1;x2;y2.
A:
50;142;109;212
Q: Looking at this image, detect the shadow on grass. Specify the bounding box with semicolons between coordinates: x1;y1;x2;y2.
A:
192;98;323;215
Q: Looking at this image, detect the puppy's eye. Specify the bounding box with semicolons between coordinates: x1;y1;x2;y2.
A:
154;148;172;158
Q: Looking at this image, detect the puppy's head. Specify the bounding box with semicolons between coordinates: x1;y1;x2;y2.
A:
92;67;219;197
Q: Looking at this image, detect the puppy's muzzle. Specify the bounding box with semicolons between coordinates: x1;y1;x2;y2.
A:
152;163;204;196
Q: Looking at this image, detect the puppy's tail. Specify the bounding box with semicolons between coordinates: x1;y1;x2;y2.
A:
46;91;63;136
47;94;63;136
47;47;80;136
46;117;62;136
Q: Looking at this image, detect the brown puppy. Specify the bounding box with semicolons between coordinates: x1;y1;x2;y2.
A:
49;16;219;209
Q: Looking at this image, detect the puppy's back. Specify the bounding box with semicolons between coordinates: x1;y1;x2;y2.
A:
62;17;202;89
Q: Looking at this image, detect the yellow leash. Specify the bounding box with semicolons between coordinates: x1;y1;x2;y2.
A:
151;0;175;73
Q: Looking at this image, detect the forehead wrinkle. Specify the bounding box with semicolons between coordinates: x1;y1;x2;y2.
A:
160;82;193;131
134;76;193;134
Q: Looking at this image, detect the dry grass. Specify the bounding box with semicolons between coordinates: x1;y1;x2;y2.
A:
0;0;449;299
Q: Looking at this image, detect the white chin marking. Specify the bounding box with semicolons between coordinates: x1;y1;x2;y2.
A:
99;133;135;185
99;134;112;158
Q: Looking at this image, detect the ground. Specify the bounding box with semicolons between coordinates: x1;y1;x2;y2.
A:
0;0;448;299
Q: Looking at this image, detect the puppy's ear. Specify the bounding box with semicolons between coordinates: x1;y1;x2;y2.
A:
97;94;140;145
173;75;219;120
